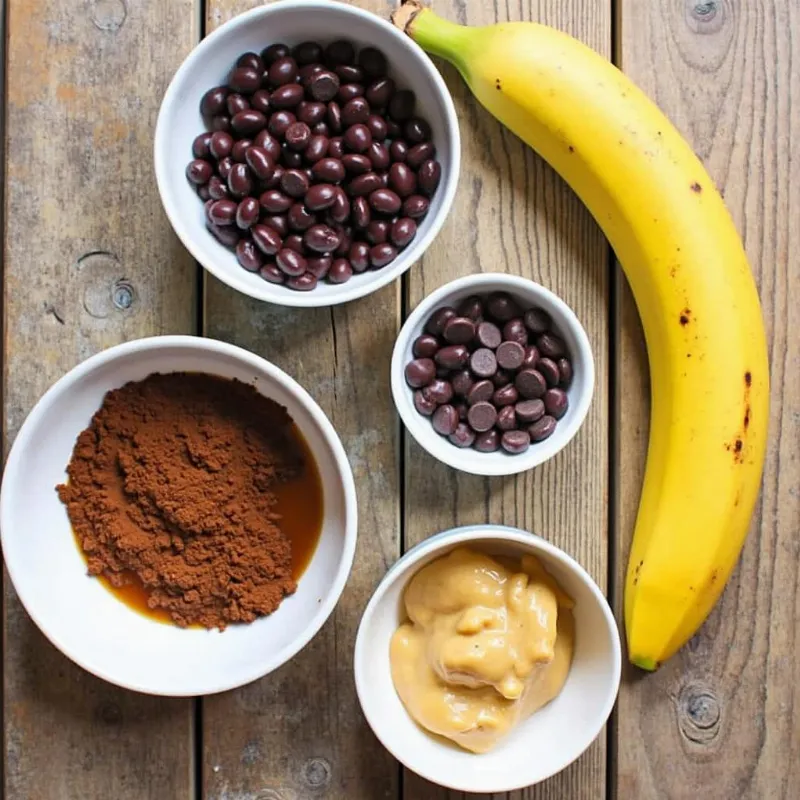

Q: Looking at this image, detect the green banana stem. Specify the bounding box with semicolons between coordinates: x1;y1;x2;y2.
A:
392;2;471;68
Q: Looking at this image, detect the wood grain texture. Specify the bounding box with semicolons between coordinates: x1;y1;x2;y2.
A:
200;4;401;799
2;0;199;797
614;1;800;798
402;2;611;799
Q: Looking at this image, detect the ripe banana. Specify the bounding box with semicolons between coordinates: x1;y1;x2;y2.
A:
394;2;769;669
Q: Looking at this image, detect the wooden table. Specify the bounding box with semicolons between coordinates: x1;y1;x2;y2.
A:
3;0;796;797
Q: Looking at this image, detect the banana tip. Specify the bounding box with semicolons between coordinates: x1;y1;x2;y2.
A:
630;655;660;672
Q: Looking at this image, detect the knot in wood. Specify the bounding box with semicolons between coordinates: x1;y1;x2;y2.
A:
677;681;721;744
693;1;717;19
112;280;135;310
96;701;123;725
88;0;128;32
686;0;725;34
303;757;331;788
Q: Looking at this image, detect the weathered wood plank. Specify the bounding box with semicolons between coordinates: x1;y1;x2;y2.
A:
402;2;611;799
614;1;799;798
200;3;401;799
3;0;199;797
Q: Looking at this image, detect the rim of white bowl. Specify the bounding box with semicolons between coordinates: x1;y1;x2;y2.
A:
391;274;595;476
0;335;358;696
154;0;461;309
354;524;622;793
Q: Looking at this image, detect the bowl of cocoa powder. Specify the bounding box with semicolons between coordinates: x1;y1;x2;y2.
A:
0;336;357;696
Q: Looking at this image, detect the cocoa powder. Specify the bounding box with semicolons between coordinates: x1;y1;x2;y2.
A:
57;372;305;629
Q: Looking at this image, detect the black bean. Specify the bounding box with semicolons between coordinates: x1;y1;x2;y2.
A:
259;189;292;214
501;430;530;454
268;110;296;138
251;89;271;114
342;154;372;174
503;318;528;346
304;224;340;253
209;131;234;160
312;121;330;137
208;199;237;226
544;388;569;419
288;203;316;232
524;307;552;335
226;93;250;116
242;148;272;182
198;184;211;201
334;64;364;83
292;41;323;65
208;176;228;200
281;144;303;168
259;263;285;284
252;224;283;255
329;188;351;223
284;234;305;254
496;405;517;432
358;46;387;77
192;132;212;158
348;172;382;196
325;39;356;67
235;238;264;271
186;159;212;185
558;358;573;388
303;183;336;212
254;129;282;160
229;67;261;94
432;404;459;436
516;399;545;424
406;142;436;170
529;416;557;442
390;140;409;163
538;357;560;387
369;188;402;215
365;77;395;108
207;222;240;248
328;258;353;284
285;121;311;151
304;135;330;163
235;197;260;229
280;168;310;198
418;159;441;196
387;163;416;198
405;117;431;143
403;194;430;219
365;114;388;141
270;84;304;109
309;71;340;102
311;157;346;183
286;272;317;291
342;97;370;126
217;156;233;180
298;63;324;86
276;248;307;277
268;56;298;87
388;89;415;121
201;86;228;117
210;115;231;132
390;217;416;248
327;101;343;133
295;101;326;126
328;136;345;158
263;214;289;238
262;43;290;65
368;141;391;171
237;52;264;72
349;241;370;272
366;220;389;245
352;196;371;229
334;226;352;256
343;124;372;153
306;256;332;279
537;333;566;358
385;118;402;138
369;243;397;268
231;139;252;163
405;358;435;388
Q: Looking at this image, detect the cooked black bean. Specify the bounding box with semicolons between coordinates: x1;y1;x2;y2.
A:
366;220;389;245
292;41;323;65
352;196;371;229
310;157;345;183
304;224;340;253
342;153;372;174
343;124;372;153
208;199;237;226
335;65;364;84
227;93;250;116
529;416;557;442
309;70;340;102
262;43;290;65
295;101;326;126
369;243;397;267
208;176;229;200
327;101;343;133
304;183;336;211
201;86;228;117
263;214;289;237
285;121;311;151
245;146;275;180
369;188;402;215
231;139;252;163
366;114;388;141
217;156;233;180
299;63;324;86
435;344;469;370
368;141;391;171
268;110;296;138
385;118;402;138
280;168;309;198
198;185;211;201
308;125;330;144
209;131;234;159
328;258;353;284
406;142;436;170
288;203;316;232
283;234;305;254
281;145;303;168
252;224;283;255
236;239;263;271
418;159;441;196
388;89;415;121
365;77;395;108
306;256;332;279
329;188;351;223
276;248;307;277
207;222;240;248
342;97;370;126
405;117;431;143
270;84;304;109
259;263;285;284
210;115;231;132
237;52;264;71
333;226;352;256
286;272;317;291
268;56;298;87
328;136;345;158
251;89;271;114
501;430;530;454
349;241;370;272
358;46;387;78
390;217;416;248
235;197;260;229
254;129;282;160
390;140;409;163
187;159;212;185
403;194;430;219
192;132;213;158
229;67;261;94
259;189;292;214
349;172;382;196
387;163;416;198
325;39;356;67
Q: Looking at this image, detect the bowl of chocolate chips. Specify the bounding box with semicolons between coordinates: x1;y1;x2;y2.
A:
392;274;595;476
155;0;459;307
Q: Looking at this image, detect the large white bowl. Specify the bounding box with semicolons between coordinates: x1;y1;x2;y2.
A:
0;336;357;696
354;525;621;794
154;0;460;308
391;274;595;476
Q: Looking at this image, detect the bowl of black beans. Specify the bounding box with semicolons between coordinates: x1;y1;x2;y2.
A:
155;0;459;307
392;274;595;476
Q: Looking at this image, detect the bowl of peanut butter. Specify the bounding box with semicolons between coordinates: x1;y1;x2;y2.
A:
354;525;621;793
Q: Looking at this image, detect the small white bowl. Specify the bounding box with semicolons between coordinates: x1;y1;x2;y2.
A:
391;274;595;476
154;0;460;308
0;336;357;696
354;525;621;793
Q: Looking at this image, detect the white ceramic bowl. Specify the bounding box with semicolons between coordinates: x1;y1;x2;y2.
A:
391;274;595;476
154;0;460;308
0;336;357;696
354;525;621;793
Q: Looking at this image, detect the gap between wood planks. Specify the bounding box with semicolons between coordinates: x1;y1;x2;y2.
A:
1;0;7;795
